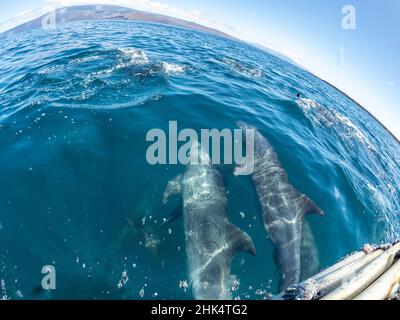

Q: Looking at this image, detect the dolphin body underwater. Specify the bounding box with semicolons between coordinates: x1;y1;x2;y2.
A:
235;122;323;292
117;186;166;267
300;220;320;281
163;142;256;300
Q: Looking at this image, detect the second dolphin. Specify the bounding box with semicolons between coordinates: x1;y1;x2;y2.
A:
163;142;256;300
236;122;323;292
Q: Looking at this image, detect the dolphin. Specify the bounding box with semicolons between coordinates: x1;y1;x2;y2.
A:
300;220;320;281
120;214;162;262
117;186;166;267
163;142;256;300
235;122;323;292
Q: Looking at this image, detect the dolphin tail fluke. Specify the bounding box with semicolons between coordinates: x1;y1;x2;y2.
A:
227;223;256;257
297;194;324;216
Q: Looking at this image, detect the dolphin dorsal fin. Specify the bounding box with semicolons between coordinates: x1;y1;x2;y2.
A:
297;194;324;216
227;223;256;257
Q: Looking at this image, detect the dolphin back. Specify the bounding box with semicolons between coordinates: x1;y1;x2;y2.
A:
192;221;256;300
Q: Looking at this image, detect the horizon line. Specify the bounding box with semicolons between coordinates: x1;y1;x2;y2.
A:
1;3;398;144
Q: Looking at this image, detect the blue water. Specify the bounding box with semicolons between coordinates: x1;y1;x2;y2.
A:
0;20;399;300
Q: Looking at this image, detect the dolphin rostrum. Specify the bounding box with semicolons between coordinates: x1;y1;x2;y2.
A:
163;142;256;300
235;122;323;292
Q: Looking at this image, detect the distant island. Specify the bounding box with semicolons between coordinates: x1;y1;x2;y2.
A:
2;4;234;39
1;4;302;68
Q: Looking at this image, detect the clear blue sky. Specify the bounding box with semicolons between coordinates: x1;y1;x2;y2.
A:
0;0;399;139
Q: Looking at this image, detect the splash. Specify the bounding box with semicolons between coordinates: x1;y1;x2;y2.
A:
0;45;190;113
1;279;8;300
222;57;262;78
117;47;150;68
296;98;376;151
161;62;186;75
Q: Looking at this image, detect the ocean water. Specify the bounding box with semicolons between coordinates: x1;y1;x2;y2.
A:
0;20;399;300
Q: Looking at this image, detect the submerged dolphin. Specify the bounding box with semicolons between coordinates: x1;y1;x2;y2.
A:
120;215;162;262
235;122;323;292
117;186;166;266
163;142;256;300
300;220;320;281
